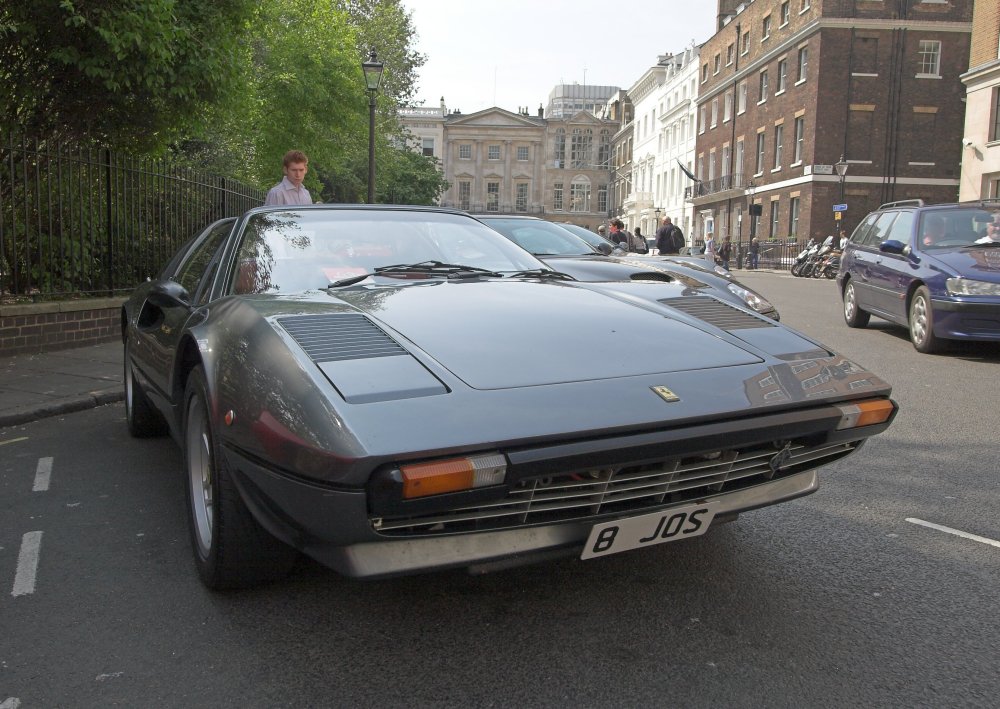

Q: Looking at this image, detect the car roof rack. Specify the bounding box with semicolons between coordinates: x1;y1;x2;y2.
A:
877;199;925;209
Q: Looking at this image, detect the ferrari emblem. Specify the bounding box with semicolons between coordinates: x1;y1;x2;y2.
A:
651;386;680;402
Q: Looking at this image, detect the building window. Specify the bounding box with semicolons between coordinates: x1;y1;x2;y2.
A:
722;145;731;180
714;54;721;75
554;129;566;168
598;185;608;213
724;92;733;122
702;64;709;82
488;145;501;160
770;201;780;238
789;196;800;237
515;183;529;212
458;181;471;210
553;182;564;210
738;80;747;113
741;30;750;55
800;0;810;11
756;133;766;175
517;146;529;161
711;99;719;128
992;88;1000;142
735;138;745;178
700;106;707;133
780;1;790;25
918;40;941;77
486;181;500;211
776;59;788;93
598;130;611;168
797;47;808;83
774;125;784;170
571;129;592;168
794;116;805;163
726;43;734;66
762;15;772;40
570;179;591;212
459;144;472;160
421;138;434;157
758;70;769;103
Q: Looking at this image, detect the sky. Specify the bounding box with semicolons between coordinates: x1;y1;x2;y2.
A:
400;1;719;114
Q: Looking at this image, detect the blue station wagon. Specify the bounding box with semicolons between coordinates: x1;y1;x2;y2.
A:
837;199;1000;353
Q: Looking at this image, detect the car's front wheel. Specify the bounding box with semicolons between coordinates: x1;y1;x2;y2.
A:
124;339;167;438
183;366;297;590
843;280;870;328
909;286;943;354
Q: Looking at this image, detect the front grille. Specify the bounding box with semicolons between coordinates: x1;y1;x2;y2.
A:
372;439;860;536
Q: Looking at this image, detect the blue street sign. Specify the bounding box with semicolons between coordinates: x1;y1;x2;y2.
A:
833;204;848;212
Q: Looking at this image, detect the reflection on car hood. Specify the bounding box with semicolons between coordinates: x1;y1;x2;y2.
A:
331;280;766;390
924;247;1000;280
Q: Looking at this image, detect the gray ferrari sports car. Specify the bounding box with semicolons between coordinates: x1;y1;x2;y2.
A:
123;205;897;589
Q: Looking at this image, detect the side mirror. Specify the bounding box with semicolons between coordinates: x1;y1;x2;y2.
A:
146;279;192;309
879;239;907;255
596;242;614;255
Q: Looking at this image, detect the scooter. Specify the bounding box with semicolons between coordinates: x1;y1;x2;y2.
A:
790;240;819;277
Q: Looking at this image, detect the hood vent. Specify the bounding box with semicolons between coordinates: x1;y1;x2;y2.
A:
279;313;406;362
659;296;775;330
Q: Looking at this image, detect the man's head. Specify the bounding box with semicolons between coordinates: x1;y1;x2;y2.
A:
610;220;622;232
663;216;672;226
597;225;607;235
282;150;309;187
922;216;946;245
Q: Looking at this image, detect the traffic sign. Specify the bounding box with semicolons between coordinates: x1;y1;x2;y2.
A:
833;204;848;212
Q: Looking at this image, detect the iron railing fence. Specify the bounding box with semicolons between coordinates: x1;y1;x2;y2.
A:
0;131;264;298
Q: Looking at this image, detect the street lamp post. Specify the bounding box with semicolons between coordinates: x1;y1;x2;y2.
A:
835;154;849;233
362;49;385;204
746;179;757;240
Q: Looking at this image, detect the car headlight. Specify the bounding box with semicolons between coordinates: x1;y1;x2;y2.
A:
945;277;1000;297
728;283;774;313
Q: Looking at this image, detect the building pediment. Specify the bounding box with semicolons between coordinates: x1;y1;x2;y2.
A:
447;107;544;127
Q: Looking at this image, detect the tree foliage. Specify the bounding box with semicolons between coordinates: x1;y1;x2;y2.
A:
0;0;258;149
2;0;441;204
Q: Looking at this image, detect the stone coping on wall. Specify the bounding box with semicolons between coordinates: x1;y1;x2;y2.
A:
0;297;126;318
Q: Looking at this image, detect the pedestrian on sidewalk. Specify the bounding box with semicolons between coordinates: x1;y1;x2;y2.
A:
748;237;760;269
265;150;313;206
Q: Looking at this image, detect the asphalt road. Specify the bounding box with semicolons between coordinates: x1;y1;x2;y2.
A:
2;271;998;708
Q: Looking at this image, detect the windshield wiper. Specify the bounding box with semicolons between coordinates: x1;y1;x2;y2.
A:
506;269;577;281
327;261;502;288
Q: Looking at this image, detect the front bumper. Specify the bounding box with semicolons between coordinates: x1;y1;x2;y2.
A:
228;443;822;579
933;298;1000;340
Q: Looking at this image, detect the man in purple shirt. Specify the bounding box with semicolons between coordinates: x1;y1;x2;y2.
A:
265;150;313;205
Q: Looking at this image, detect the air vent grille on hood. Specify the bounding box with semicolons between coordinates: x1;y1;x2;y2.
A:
278;313;406;362
659;296;775;330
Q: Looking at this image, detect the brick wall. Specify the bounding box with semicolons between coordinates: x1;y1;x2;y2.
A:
0;299;124;356
970;0;1000;70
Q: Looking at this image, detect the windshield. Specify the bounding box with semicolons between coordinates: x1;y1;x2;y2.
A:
230;209;544;294
478;217;598;256
918;207;1000;250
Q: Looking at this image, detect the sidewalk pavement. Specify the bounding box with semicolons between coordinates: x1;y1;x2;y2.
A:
0;340;124;428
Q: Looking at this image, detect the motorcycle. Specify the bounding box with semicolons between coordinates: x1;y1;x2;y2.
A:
790;240;819;277
814;248;841;279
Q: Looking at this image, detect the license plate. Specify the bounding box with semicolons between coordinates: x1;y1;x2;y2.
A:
580;503;716;560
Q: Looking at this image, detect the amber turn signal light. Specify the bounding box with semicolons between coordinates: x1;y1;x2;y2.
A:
835;398;896;430
401;453;506;499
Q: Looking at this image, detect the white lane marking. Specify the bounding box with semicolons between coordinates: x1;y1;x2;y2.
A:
906;518;1000;549
0;437;29;447
12;531;43;597
32;457;53;492
1;698;23;708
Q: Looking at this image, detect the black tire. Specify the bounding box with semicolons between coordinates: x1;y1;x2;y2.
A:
183;366;297;590
124;339;168;438
791;262;803;277
843;280;870;328
824;265;838;279
908;286;943;354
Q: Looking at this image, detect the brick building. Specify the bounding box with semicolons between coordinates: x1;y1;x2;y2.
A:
691;0;972;252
